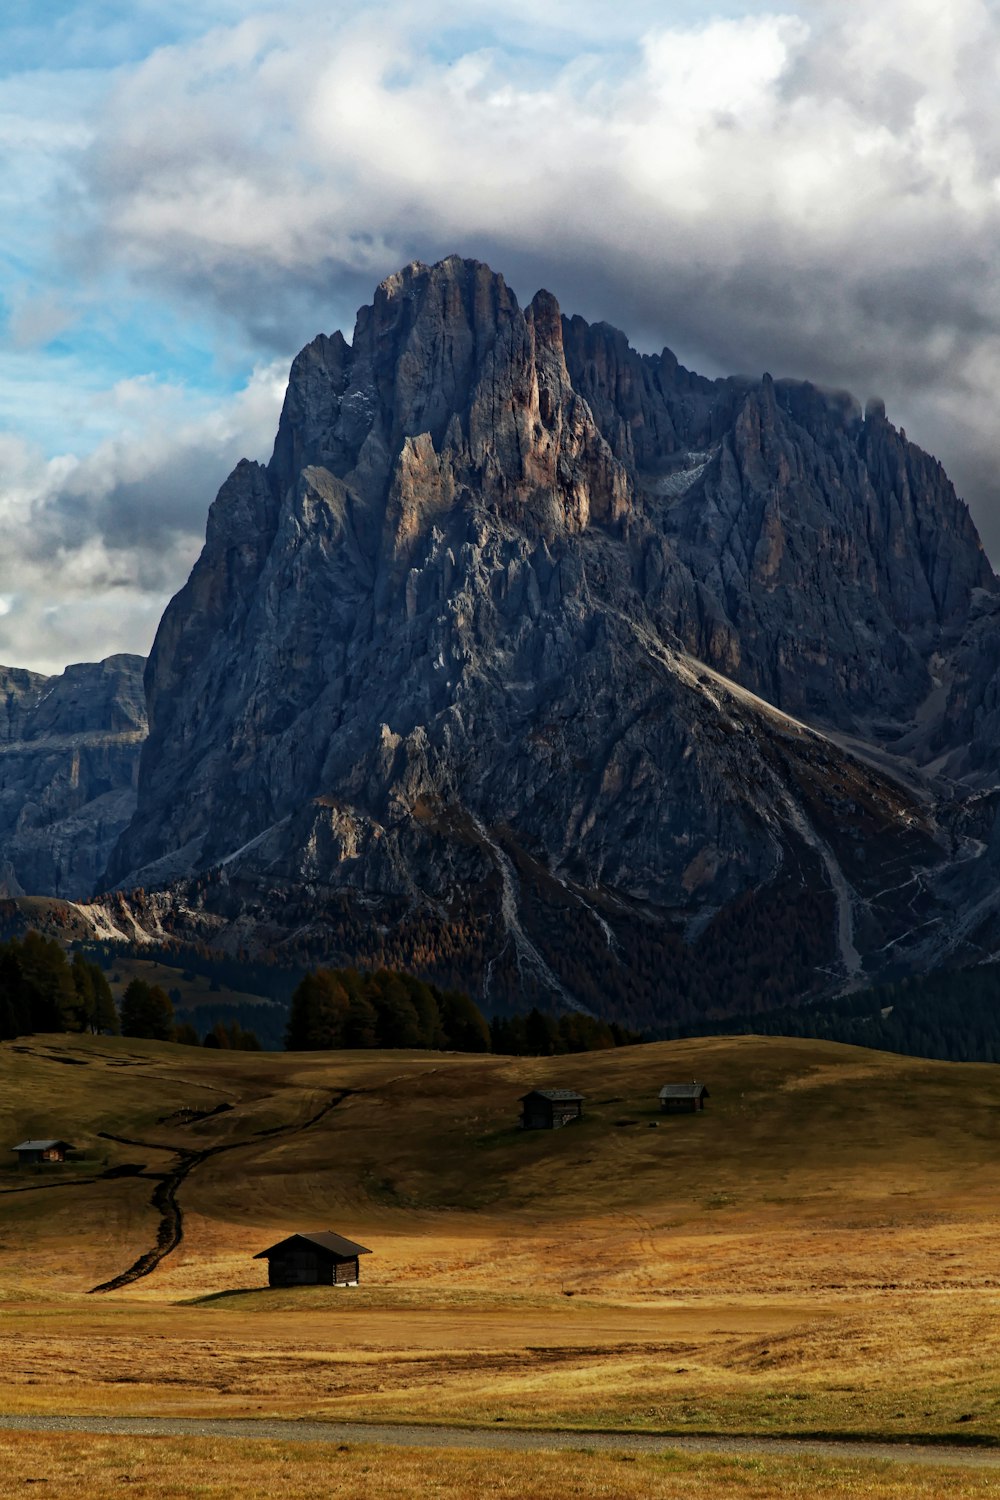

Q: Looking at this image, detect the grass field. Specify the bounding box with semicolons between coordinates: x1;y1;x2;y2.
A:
3;1431;1000;1500
3;1030;1000;1492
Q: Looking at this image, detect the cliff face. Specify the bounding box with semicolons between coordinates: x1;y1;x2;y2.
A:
99;257;1000;1022
0;655;146;899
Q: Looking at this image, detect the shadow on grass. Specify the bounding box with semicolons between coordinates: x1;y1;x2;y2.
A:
176;1287;272;1306
632;1425;1000;1452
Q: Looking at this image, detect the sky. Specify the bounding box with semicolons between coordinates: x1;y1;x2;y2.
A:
3;0;1000;672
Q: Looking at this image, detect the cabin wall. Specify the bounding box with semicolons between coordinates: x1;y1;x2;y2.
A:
660;1098;698;1113
266;1252;334;1287
265;1252;360;1287
521;1103;582;1129
15;1147;68;1165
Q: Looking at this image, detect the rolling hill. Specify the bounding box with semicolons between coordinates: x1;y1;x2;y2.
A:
3;1032;1000;1446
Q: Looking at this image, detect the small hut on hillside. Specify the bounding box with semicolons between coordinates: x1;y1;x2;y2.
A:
520;1089;584;1130
254;1231;371;1287
659;1083;709;1114
11;1139;74;1167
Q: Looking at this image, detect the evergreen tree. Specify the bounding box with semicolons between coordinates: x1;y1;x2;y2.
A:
342;991;378;1048
70;952;95;1031
120;979;174;1041
372;973;423;1048
438;987;491;1051
68;952;119;1034
282;963;489;1054
402;974;446;1048
285;971;350;1050
0;947;28;1040
18;932;76;1030
210;1019;233;1048
88;966;119;1034
524;1007;559;1056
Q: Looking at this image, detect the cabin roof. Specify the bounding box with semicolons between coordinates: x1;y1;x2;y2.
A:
253;1231;372;1260
659;1083;709;1099
520;1089;584;1102
12;1139;73;1151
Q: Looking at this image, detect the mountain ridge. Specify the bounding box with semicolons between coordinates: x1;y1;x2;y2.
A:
0;653;146;900
9;255;1000;1026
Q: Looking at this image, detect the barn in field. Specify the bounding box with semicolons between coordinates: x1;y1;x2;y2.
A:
11;1139;74;1167
520;1089;584;1130
254;1231;371;1287
659;1083;709;1114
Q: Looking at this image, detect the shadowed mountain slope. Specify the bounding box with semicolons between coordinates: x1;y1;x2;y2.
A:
77;257;1000;1025
0;655;146;899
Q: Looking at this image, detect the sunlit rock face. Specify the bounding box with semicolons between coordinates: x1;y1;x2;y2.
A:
0;655;146;899
98;257;1000;1020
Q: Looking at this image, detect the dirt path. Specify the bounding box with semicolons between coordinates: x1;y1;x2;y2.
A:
89;1089;351;1293
0;1413;998;1469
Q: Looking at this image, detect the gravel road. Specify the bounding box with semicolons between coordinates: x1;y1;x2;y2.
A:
2;1413;998;1469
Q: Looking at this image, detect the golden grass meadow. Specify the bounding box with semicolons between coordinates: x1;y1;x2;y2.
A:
3;1030;1000;1495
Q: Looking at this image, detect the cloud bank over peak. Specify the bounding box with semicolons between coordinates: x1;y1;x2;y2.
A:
0;364;286;675
3;0;1000;670
82;5;1000;480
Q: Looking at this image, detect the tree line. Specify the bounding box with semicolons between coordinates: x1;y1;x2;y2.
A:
0;934;117;1039
286;969;647;1056
0;936;263;1049
489;1008;644;1055
116;978;262;1049
285;967;491;1051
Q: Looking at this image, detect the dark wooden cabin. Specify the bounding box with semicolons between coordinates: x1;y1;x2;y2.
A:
659;1083;709;1114
253;1231;372;1287
11;1139;73;1167
520;1088;584;1130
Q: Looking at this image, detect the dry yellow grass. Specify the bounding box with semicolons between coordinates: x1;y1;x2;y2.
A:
1;1433;999;1500
3;1031;1000;1448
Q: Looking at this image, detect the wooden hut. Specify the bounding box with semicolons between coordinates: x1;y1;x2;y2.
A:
659;1083;709;1114
253;1231;371;1287
11;1139;73;1167
520;1088;584;1130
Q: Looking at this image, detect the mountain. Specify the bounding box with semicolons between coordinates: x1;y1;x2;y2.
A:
0;655;146;899
62;255;1000;1024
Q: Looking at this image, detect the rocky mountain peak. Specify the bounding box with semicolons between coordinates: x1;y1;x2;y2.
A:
94;258;1000;1021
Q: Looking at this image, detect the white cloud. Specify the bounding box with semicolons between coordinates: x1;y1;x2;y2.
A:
0;363;286;673
71;3;1000;507
6;0;1000;671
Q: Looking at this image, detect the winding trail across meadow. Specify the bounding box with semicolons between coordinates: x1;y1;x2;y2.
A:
89;1089;352;1293
0;1413;998;1469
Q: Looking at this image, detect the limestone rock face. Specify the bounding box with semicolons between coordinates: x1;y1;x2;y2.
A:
0;655;146;898
100;257;1000;1020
